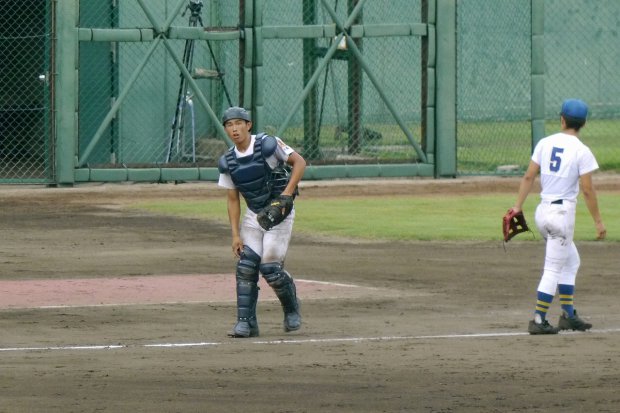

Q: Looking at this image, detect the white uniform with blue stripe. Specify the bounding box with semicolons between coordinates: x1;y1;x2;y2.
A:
531;132;598;294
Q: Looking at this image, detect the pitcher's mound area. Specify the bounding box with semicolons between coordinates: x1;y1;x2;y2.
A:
0;274;397;309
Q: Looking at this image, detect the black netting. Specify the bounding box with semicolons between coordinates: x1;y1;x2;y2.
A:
0;0;52;181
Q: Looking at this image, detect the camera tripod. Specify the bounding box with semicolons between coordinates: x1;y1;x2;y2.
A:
165;0;232;163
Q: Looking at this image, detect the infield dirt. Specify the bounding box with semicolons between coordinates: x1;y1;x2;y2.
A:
1;176;619;412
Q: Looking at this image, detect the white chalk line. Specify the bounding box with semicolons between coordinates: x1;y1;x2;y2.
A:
2;328;620;353
297;279;378;289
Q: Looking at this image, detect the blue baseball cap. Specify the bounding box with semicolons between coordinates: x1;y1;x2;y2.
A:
560;99;588;120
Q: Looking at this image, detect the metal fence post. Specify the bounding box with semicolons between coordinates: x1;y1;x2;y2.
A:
435;0;456;177
55;0;79;186
531;0;545;149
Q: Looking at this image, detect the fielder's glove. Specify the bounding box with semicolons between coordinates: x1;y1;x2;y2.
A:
502;208;530;242
257;195;294;231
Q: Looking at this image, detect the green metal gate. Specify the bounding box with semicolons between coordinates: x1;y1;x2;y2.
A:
67;0;436;184
249;0;433;179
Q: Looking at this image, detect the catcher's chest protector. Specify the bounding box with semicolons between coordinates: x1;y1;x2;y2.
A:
221;134;277;212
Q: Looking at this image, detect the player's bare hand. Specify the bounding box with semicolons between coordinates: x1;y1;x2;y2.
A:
595;222;607;240
231;237;243;257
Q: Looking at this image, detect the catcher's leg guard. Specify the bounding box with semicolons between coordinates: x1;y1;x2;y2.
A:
260;262;301;332
229;246;261;338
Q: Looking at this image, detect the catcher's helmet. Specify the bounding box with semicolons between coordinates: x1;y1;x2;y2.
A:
222;106;251;124
267;165;291;197
267;164;299;198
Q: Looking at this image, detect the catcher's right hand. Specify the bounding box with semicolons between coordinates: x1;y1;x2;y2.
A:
503;208;530;242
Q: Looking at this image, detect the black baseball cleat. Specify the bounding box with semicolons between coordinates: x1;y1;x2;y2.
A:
283;299;301;332
283;310;301;332
228;319;259;338
558;309;592;331
528;319;559;335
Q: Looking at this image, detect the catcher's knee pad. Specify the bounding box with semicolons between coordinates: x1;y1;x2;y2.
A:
260;262;299;313
236;246;261;283
260;262;289;287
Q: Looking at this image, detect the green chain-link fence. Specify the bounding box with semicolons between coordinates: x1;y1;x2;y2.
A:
544;0;620;171
456;0;533;175
1;0;619;183
0;0;53;182
78;0;239;169
457;0;620;175
75;0;426;173
259;0;424;166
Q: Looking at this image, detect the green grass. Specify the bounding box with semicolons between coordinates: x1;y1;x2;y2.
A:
130;192;620;242
458;119;620;174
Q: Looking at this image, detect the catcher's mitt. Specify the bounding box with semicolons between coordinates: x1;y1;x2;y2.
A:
257;195;294;231
502;208;530;242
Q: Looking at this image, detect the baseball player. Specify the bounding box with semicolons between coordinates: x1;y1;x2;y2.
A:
510;98;606;335
217;106;306;338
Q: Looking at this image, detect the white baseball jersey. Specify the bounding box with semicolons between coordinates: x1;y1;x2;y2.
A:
217;134;295;189
531;132;598;202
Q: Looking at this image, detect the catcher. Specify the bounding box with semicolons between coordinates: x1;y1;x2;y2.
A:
217;106;306;338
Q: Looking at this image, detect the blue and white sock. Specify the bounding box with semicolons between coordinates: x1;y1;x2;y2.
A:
558;284;575;317
535;291;554;323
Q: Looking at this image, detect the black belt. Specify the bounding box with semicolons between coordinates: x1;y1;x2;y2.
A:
551;199;563;205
